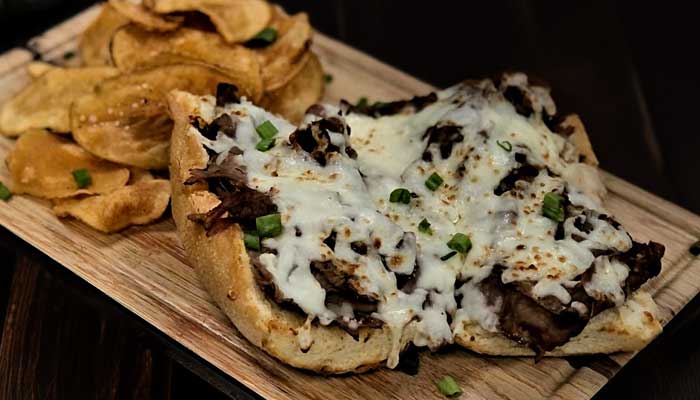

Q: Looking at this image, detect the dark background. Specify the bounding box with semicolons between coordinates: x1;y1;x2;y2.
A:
1;1;699;399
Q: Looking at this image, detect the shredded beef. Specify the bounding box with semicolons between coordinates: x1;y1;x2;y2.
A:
250;254;288;303
482;239;664;354
350;241;368;255
191;113;238;140
422;122;464;160
289;117;349;166
310;262;385;335
185;148;276;236
480;269;587;354
493;164;539;195
323;231;336;251
185;147;245;187
396;265;419;293
617;241;664;294
187;186;277;235
503;85;535;117
305;104;327;117
341;92;438;118
216;83;239;107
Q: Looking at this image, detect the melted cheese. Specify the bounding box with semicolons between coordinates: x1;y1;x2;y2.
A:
191;75;640;368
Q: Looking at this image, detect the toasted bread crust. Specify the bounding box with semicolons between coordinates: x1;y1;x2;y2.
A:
168;90;394;374
168;90;661;373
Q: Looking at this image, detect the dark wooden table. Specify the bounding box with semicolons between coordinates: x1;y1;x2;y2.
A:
1;1;699;399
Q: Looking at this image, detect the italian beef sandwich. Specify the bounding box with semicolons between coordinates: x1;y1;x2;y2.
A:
168;73;664;374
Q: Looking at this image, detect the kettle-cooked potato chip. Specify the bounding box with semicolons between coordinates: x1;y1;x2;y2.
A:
110;26;263;100
128;167;155;183
26;61;58;79
109;0;183;31
6;129;130;199
71;64;247;170
53;178;171;233
79;3;129;66
0;66;119;136
257;6;313;91
260;53;324;124
144;0;270;43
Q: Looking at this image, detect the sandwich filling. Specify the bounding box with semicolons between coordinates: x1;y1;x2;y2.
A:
185;75;663;367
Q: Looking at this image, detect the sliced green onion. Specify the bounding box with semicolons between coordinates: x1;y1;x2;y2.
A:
418;218;432;235
542;192;565;222
249;27;277;44
243;232;261;251
256;137;276;152
497;140;512;152
63;51;75;60
256;213;282;238
690;240;700;256
440;251;457;261
355;97;368;109
72;168;92;189
324;73;333;83
256;120;278;139
389;188;411;204
436;375;462;398
447;233;472;254
0;182;12;201
425;172;444;191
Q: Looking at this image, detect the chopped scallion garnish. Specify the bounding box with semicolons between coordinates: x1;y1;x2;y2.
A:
243;232;261;251
248;27;277;45
425;172;444;191
63;51;75;60
497;140;512;152
436;375;462;398
324;73;333;83
256;120;278;139
690;240;700;256
355;97;368;109
256;137;276;152
0;182;12;201
542;192;565;222
447;233;471;254
389;188;411;204
440;251;457;261
418;218;432;235
72;168;91;189
256;213;282;238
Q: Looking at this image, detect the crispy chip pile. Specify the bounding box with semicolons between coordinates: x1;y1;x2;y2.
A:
0;0;325;233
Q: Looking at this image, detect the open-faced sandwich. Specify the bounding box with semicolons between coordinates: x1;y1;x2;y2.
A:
169;72;664;374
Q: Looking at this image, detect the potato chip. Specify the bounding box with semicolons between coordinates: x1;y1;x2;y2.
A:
79;3;129;66
0;66;119;136
128;168;155;183
71;64;246;170
145;0;271;43
26;62;57;79
260;53;324;124
257;6;313;91
109;0;183;31
53;179;171;233
110;25;263;100
6;129;130;199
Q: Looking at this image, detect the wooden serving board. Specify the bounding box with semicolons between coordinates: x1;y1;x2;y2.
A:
1;5;699;400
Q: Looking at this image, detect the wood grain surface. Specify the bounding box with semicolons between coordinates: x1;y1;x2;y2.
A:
0;4;699;400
